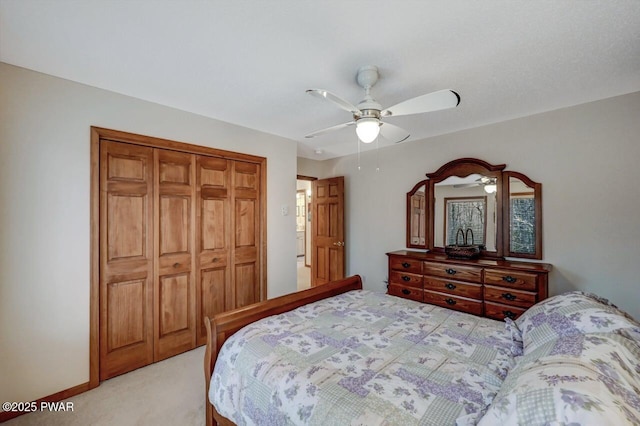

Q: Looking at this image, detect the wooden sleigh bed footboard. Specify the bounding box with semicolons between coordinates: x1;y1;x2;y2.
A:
203;275;363;426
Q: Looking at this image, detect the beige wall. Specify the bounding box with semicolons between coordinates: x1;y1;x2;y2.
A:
297;157;324;178
316;91;640;319
0;63;299;405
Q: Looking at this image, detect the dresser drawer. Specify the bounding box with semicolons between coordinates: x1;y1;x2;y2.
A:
424;277;482;299
388;284;423;302
484;269;537;291
389;256;423;274
484;285;537;308
423;290;483;316
423;261;482;283
389;271;423;289
484;302;527;321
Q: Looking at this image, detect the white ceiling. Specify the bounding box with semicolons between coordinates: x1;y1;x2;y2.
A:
1;1;639;160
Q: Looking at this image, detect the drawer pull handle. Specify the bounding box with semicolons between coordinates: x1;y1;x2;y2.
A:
502;292;516;301
502;275;517;283
212;257;219;263
173;262;180;268
503;310;516;320
445;268;457;275
445;298;456;305
401;275;411;282
401;262;411;268
445;283;456;290
402;289;411;295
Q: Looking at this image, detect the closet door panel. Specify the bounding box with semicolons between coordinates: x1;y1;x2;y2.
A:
196;157;231;345
232;161;261;309
158;273;190;336
201;198;227;251
200;267;226;334
100;141;154;380
154;150;196;360
235;263;258;308
159;196;189;255
235;199;256;246
107;195;146;260
106;278;147;350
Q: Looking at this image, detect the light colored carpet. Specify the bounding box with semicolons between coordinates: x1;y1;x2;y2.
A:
6;346;206;426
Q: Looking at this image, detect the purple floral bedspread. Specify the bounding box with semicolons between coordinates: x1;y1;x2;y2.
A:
209;290;516;425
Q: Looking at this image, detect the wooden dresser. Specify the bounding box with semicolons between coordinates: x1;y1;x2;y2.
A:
387;250;551;321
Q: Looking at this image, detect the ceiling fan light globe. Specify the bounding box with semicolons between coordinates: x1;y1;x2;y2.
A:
356;118;380;143
484;184;497;194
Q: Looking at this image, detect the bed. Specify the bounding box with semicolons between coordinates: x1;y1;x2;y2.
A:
204;275;640;426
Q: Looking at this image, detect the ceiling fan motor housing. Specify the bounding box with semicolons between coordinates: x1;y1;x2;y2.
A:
355;66;383;117
356;65;379;90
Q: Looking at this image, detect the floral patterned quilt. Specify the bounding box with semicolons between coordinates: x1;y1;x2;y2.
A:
209;290;516;425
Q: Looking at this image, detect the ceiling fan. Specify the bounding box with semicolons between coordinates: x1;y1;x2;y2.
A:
453;176;498;193
305;65;460;144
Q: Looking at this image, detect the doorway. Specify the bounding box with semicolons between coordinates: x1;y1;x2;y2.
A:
296;176;314;290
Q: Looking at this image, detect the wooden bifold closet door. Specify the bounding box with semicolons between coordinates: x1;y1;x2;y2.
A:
97;132;264;381
99;141;154;379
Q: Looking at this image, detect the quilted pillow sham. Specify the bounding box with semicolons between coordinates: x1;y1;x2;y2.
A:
478;331;640;426
514;291;640;353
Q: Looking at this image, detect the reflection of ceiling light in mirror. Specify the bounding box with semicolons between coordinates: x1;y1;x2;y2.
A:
484;184;497;194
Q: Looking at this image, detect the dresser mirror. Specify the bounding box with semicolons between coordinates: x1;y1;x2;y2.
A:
406;158;543;259
504;171;542;259
406;180;428;248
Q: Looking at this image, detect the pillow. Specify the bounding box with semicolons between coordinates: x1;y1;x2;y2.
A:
478;332;640;426
515;291;640;353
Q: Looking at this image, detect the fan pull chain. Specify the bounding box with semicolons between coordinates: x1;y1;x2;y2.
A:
376;135;380;172
357;134;361;171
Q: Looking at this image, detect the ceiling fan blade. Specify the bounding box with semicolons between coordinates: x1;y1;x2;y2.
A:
453;183;481;188
381;89;460;117
304;121;355;138
380;122;410;143
306;89;361;115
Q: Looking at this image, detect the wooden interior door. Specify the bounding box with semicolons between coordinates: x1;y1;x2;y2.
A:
311;176;345;286
99;141;154;380
232;161;262;308
195;157;230;346
154;150;196;360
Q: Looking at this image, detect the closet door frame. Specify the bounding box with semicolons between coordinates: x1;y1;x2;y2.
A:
90;126;267;387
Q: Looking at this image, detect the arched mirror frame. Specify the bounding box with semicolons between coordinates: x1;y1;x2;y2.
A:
406;180;429;249
503;171;543;259
426;158;506;258
406;158;543;260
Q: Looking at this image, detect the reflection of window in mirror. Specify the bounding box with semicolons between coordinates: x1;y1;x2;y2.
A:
444;197;487;246
434;175;497;251
509;178;536;254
